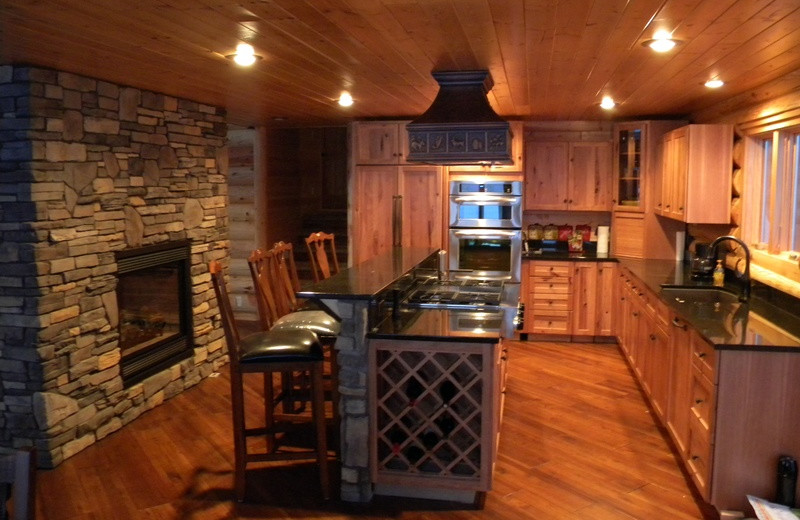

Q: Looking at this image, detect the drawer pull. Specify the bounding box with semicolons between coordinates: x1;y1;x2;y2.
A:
649;334;656;341
695;399;704;404
672;317;687;330
691;455;700;461
698;352;706;358
632;311;639;317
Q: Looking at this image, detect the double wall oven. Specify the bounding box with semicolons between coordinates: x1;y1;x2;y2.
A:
448;180;523;282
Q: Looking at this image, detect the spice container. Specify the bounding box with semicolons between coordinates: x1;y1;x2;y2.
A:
568;233;583;252
575;224;592;243
557;225;573;242
543;224;558;240
528;223;543;240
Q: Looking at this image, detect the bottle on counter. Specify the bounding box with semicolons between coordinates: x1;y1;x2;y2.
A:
713;260;725;286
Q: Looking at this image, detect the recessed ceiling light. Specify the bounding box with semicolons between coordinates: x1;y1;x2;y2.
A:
642;29;681;53
338;91;354;107
705;78;725;89
226;43;262;67
600;96;616;110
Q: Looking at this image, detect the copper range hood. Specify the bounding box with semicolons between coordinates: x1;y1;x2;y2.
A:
406;70;511;165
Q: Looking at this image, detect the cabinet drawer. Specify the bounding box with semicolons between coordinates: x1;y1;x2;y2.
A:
690;369;715;432
530;264;571;278
531;315;570;334
532;300;570;312
691;334;716;382
531;280;570;294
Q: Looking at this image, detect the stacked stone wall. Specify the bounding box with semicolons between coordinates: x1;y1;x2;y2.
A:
0;66;229;467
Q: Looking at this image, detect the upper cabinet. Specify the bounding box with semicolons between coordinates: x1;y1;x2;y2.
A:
524;140;612;211
354;121;409;165
655;124;733;224
448;121;525;173
613;123;644;211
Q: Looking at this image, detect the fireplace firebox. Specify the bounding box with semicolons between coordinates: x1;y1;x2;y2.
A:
115;240;193;385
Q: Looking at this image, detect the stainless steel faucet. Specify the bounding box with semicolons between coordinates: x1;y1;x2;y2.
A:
709;235;751;302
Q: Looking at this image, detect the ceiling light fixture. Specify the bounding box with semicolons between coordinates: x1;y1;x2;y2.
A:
705;78;725;89
600;96;616;110
338;91;353;107
226;43;262;67
642;29;681;53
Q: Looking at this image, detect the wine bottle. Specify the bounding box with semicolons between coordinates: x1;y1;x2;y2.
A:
388;428;406;455
421;430;439;450
435;413;456;437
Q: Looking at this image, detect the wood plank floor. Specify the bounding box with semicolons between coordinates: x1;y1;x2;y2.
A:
34;341;711;520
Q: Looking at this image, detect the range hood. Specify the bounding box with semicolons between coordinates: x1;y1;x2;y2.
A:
406;70;512;165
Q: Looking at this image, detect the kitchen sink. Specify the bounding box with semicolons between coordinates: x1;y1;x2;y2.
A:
660;286;741;306
660;286;748;341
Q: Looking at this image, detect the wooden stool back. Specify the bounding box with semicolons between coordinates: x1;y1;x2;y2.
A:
305;232;340;283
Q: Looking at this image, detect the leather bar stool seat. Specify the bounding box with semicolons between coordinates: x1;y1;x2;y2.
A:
270;309;340;338
239;328;323;364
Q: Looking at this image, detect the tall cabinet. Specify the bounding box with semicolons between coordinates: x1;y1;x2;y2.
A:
350;122;445;265
611;120;685;259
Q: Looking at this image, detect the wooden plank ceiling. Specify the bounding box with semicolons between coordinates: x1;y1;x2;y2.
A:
2;0;800;128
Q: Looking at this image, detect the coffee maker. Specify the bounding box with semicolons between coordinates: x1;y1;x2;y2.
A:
690;242;714;278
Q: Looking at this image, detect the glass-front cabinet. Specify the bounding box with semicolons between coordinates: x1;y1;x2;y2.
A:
614;123;644;211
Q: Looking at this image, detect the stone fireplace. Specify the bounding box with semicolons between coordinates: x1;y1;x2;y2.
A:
0;65;230;467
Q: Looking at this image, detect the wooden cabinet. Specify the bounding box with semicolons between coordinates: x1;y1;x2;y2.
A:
685;332;716;499
595;262;617;336
665;312;692;458
656;124;733;223
521;261;572;334
524;141;612;211
354;121;409;165
611;120;686;258
448;121;524;173
521;260;615;338
351;164;444;265
369;338;502;499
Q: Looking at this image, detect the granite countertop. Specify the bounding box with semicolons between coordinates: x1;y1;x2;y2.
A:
619;258;800;350
522;250;616;262
297;247;439;300
368;308;503;344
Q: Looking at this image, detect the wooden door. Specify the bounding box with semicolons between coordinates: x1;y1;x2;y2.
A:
351;166;398;265
398;165;444;251
354;122;404;165
568;142;612;211
595;262;617;336
524;141;569;210
666;127;688;220
665;312;692;457
571;262;598;336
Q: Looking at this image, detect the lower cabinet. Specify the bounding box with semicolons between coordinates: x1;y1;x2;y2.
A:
521;260;616;338
369;338;502;502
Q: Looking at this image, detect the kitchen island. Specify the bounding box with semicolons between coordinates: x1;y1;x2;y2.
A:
298;247;508;504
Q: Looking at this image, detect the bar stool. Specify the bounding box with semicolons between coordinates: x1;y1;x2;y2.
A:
209;260;330;502
304;232;340;283
248;246;340;424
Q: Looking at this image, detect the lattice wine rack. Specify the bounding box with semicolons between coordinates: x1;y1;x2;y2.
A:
369;339;500;491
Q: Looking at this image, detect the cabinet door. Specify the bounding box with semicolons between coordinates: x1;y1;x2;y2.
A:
571;262;598;336
647;320;672;420
524;141;569;210
352;166;398;265
666;313;692;457
568;142;612;211
398;165;444;251
354;122;405;164
611;211;644;258
663;127;688;220
596;262;617;336
613;124;644;211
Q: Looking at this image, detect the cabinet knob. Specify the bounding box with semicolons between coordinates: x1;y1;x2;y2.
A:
563;199;568;203
671;317;687;330
698;352;706;358
649;334;656;341
695;399;704;404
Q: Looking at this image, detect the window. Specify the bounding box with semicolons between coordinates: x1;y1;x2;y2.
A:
749;128;800;256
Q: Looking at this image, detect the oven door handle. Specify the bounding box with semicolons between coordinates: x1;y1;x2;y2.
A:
452;229;519;239
452;195;520;204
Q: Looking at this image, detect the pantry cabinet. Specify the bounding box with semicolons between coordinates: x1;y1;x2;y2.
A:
524;141;612;211
351;164;444;265
655;124;733;223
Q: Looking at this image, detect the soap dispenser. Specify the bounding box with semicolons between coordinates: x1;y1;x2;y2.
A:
713;260;725;287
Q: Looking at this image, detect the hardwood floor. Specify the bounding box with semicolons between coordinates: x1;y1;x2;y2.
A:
35;341;711;520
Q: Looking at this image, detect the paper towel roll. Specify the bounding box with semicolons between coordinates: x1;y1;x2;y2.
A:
675;231;686;262
597;226;609;254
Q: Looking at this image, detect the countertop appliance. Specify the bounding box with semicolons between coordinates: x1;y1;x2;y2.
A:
447;180;523;282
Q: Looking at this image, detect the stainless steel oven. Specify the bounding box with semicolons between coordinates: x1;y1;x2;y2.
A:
449;180;523;229
448;228;522;282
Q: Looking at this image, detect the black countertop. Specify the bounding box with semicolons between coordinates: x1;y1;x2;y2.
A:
368;308;502;343
619;258;800;350
297;247;439;300
522;250;616;261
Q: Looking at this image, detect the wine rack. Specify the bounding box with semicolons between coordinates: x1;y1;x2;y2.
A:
369;339;501;493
